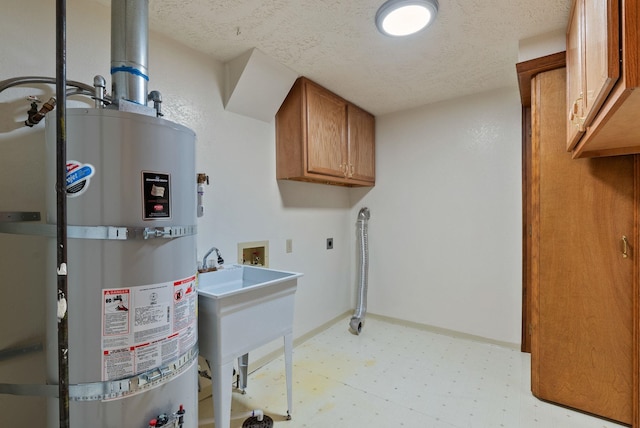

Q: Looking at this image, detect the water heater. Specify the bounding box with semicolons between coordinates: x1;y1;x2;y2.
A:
45;108;198;428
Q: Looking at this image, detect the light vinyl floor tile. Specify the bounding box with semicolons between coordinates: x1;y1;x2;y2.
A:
198;316;626;428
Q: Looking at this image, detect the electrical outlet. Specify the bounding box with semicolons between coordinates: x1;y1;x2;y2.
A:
326;238;333;249
286;239;293;253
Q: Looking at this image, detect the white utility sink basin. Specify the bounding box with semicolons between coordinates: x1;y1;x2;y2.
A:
197;264;302;428
198;263;301;298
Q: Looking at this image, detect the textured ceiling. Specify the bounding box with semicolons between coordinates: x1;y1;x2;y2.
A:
98;0;570;116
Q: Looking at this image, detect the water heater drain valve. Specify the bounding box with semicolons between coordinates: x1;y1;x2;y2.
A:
148;404;186;428
196;173;209;218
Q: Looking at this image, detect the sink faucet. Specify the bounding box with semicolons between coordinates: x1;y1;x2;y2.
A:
202;247;224;270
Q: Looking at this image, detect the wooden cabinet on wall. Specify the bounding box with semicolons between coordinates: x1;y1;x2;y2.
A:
567;0;640;158
276;77;375;187
566;0;619;151
518;54;639;427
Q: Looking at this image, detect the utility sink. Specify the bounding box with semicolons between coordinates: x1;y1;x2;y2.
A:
197;264;302;428
198;263;302;299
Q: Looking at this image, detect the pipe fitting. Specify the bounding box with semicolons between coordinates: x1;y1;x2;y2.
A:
93;75;107;108
358;207;370;221
349;317;364;335
24;97;56;127
148;90;163;117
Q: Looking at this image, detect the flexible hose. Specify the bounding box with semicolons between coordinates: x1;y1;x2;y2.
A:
350;207;370;335
0;76;94;95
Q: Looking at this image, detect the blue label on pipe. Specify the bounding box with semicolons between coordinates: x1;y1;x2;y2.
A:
66;161;96;198
110;66;149;81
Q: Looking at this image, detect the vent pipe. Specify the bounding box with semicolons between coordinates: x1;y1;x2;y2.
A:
350;207;370;335
111;0;149;106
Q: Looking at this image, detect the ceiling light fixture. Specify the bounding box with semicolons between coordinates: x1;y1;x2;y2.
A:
375;0;439;37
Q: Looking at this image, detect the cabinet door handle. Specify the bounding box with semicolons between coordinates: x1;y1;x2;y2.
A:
570;94;585;132
622;235;629;258
349;164;354;178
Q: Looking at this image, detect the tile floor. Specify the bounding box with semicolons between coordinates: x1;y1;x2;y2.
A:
198;316;626;428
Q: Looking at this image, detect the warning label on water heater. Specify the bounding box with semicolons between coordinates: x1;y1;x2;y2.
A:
142;171;171;219
101;275;197;381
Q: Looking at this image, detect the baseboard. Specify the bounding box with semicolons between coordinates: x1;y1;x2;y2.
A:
366;312;521;350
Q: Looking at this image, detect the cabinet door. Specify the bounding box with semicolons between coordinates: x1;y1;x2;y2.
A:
347;105;375;183
531;68;634;425
582;0;619;126
566;0;585;150
305;82;347;178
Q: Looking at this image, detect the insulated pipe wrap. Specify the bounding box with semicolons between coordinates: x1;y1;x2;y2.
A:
350;207;370;335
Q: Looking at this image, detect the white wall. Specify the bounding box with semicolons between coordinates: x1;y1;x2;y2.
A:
0;0;524;425
351;88;523;345
518;29;566;62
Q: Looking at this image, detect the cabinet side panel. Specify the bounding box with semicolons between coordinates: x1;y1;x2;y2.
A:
535;68;633;424
566;0;585;150
276;79;304;179
530;75;541;396
634;156;640;428
582;0;619;125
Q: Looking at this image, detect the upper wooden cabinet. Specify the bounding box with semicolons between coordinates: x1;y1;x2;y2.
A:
276;77;375;187
566;0;620;151
567;0;640;158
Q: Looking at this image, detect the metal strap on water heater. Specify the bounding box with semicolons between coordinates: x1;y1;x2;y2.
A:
0;344;198;401
0;222;197;240
70;344;198;401
0;212;41;222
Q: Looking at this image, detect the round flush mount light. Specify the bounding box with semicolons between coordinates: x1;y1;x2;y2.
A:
375;0;439;37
